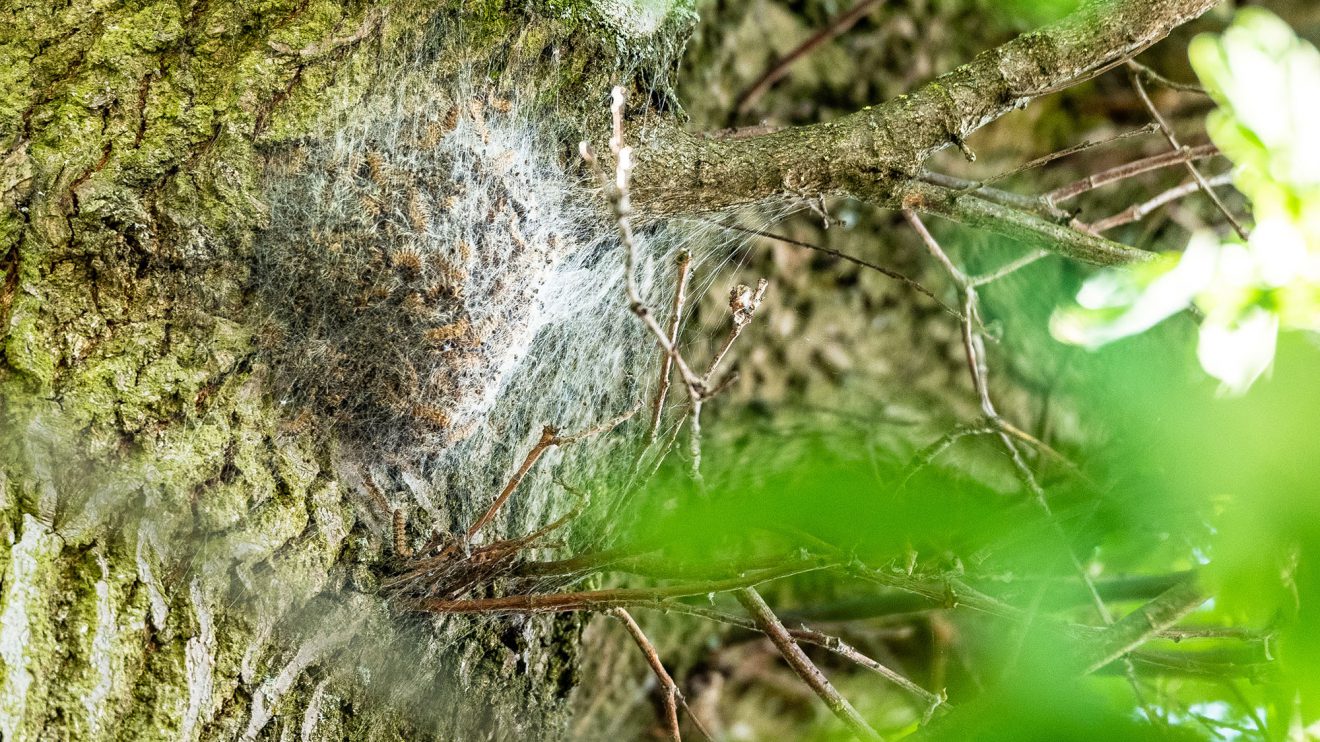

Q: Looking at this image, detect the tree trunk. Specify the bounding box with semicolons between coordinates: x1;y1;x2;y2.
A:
0;1;692;739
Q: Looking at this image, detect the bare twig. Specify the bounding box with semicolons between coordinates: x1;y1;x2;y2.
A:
917;171;1071;223
649;252;693;443
1129;71;1248;239
735;587;882;740
711;219;962;318
420;560;837;614
642;601;943;712
733;0;886;118
966;250;1050;288
910;181;1156;265
906;210;1174;718
1046;143;1219;204
608;608;685;741
688;279;768;480
1086;171;1234;233
588;88;773;485
466;406;639;541
1128;59;1208;95
955;123;1159;193
903;210;968;286
898;421;1000;488
467;426;558;541
582;90;705;393
796;627;946;717
1084;577;1207;674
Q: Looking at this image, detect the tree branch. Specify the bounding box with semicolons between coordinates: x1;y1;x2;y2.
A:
1082;576;1207;675
631;0;1218;217
735;587;882;740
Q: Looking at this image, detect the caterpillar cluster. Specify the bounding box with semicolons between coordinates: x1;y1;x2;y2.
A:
256;85;584;452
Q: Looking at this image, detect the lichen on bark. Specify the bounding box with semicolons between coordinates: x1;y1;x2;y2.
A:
0;0;697;738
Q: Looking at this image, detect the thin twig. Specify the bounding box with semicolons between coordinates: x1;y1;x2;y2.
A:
1046;143;1219;204
733;0;886;118
966;250;1050;288
1128;59;1208;95
641;601;943;712
735;587;882;740
649;252;693;443
1129;71;1248;239
1084;577;1207;674
466;406;639;541
689;279;768;481
898;421;1000;488
1086;171;1234;233
466;425;558;541
955;123;1159;193
420;560;837;614
917;171;1071;223
903;210;968;287
902;210;1168;715
582;90;705;393
608;608;685;741
712;220;961;318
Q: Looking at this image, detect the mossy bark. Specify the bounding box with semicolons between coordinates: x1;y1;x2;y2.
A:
0;1;692;739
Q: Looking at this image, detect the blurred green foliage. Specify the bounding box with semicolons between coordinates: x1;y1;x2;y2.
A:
990;0;1081;28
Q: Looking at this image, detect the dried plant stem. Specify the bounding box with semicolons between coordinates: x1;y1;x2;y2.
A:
735;587;882;740
1130;71;1248;239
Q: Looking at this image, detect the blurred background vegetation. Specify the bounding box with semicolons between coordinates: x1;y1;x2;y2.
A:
568;1;1320;739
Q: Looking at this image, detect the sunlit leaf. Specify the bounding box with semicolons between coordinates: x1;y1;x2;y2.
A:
1049;235;1216;348
1196;306;1278;395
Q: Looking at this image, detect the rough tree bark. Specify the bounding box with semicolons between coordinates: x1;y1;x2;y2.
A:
0;1;694;739
0;0;1218;740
